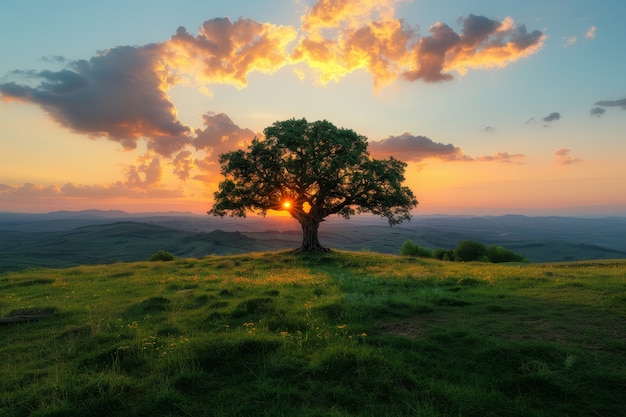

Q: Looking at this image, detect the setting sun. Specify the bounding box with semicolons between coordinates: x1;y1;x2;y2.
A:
282;201;291;209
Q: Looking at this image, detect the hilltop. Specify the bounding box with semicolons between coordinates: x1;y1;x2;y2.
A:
1;251;624;416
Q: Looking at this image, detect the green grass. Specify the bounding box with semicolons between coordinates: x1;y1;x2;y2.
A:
1;252;625;416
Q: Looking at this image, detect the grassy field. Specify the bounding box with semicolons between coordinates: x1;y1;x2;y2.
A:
1;252;625;416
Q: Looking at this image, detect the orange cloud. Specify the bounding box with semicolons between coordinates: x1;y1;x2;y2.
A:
294;4;545;88
406;15;546;81
124;153;163;189
295;0;413;88
476;152;525;164
301;0;402;32
166;17;297;89
555;148;582;166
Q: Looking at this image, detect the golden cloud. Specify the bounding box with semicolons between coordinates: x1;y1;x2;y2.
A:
165;17;297;89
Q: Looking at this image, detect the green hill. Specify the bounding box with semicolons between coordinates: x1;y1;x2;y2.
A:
1;252;625;416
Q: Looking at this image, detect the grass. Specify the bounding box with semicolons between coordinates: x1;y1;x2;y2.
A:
1;251;625;416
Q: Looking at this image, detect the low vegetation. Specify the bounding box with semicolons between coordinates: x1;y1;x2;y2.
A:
1;252;625;416
149;250;175;262
401;239;529;263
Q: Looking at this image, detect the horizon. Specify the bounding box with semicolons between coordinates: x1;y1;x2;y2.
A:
2;206;625;219
1;1;625;216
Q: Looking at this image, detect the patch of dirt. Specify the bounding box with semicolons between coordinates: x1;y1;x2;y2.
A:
0;307;58;325
377;319;425;339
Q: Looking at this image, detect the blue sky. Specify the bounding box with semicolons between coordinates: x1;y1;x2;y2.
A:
1;0;625;215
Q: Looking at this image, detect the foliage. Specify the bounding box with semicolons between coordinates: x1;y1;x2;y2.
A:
149;250;175;261
487;245;528;263
433;242;529;263
453;240;488;262
1;253;625;416
209;118;418;251
399;240;433;258
433;248;454;261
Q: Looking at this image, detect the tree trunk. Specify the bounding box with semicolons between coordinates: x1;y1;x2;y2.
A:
296;217;329;252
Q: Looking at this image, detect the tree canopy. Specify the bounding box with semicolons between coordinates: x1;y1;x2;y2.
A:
209;118;418;251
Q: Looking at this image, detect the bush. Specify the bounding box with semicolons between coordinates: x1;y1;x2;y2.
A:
399;240;433;258
453;240;487;262
434;248;454;261
486;245;528;263
149;250;175;262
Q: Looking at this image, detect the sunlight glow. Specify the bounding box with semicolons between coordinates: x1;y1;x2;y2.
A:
282;201;291;209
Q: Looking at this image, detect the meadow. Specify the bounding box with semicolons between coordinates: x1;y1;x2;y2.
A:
1;251;625;416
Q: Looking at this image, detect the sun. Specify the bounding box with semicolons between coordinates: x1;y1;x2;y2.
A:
282;201;291;209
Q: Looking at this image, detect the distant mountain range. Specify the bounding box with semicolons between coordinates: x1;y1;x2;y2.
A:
1;210;625;271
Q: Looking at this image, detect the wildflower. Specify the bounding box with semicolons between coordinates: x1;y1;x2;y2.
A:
280;331;289;336
243;322;255;327
337;324;347;329
360;332;368;337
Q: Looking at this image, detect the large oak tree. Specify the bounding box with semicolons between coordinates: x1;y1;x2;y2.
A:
209;118;418;252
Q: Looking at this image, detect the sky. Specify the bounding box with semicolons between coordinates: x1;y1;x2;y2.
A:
1;0;625;217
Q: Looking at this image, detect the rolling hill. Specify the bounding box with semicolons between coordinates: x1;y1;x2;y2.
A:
0;210;625;271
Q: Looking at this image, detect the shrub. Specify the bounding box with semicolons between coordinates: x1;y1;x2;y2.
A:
399;240;433;258
486;245;528;263
434;248;454;261
453;240;487;262
149;250;175;262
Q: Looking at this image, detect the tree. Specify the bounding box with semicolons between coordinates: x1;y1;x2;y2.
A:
209;118;418;252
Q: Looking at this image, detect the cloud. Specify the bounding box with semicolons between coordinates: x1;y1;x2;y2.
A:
0;152;183;204
562;36;577;47
0;45;190;156
59;182;182;199
368;132;523;164
368;133;469;162
405;15;545;82
594;97;626;110
172;150;194;181
475;152;525;164
589;107;606;117
542;112;561;122
555;148;582;166
123;153;163;189
166;17;297;88
293;0;414;88
0;180;183;202
193;112;256;154
0;183;61;197
294;4;545;87
526;112;561;127
0;18;293;157
591;97;626;117
563;25;596;48
1;3;546;148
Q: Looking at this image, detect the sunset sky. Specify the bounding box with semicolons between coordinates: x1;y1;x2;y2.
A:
1;0;625;216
